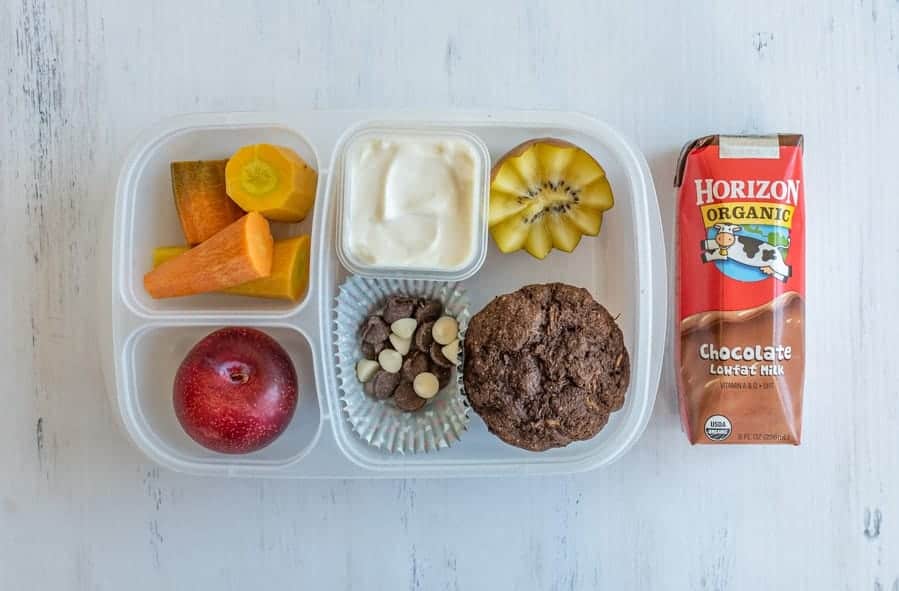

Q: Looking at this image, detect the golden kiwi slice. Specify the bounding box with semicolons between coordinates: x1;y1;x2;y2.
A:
489;139;614;259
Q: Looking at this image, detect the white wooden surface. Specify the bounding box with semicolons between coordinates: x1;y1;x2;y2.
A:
2;0;897;588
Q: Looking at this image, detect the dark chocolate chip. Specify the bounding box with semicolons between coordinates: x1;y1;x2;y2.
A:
414;299;443;324
360;316;390;344
394;381;426;412
429;342;453;368
382;296;417;324
432;364;452;389
402;351;430;382
414;321;435;352
360;340;386;360
368;370;401;400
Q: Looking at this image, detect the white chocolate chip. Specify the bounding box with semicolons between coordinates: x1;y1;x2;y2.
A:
378;349;403;373
413;372;439;399
390;318;418;339
441;339;460;365
356;359;380;383
432;316;458;345
389;333;411;356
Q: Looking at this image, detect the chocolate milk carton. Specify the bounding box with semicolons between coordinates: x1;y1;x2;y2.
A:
674;135;805;444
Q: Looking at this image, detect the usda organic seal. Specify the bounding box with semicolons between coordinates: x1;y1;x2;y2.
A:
704;415;732;441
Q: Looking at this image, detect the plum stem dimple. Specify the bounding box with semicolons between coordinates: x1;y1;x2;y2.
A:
222;362;251;384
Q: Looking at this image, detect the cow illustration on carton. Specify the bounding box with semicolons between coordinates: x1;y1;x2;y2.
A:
701;223;791;281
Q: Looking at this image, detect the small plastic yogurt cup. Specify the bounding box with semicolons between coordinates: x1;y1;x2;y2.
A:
335;126;489;281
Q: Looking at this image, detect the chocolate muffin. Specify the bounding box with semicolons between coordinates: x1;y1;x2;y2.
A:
463;283;630;451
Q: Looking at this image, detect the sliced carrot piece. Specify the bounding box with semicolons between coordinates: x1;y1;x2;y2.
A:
225;144;317;222
151;235;310;302
171;160;245;245
151;245;189;269
144;212;273;299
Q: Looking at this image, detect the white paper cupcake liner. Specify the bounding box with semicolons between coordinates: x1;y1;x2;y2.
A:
334;275;471;454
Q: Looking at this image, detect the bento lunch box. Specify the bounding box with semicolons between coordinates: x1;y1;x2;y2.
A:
98;110;666;478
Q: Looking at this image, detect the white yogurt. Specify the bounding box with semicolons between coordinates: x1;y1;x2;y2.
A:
344;135;481;270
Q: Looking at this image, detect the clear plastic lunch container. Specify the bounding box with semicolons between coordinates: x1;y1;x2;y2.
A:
334;125;490;281
98;110;666;478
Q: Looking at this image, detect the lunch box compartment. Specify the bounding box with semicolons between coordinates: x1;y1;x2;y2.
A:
120;123;319;318
121;324;322;474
